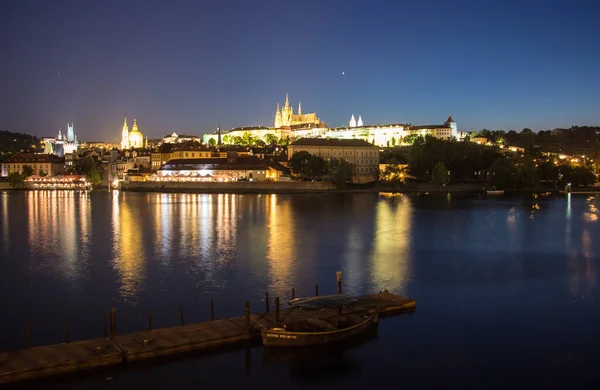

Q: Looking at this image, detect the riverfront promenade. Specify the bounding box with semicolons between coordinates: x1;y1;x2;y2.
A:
0;292;415;385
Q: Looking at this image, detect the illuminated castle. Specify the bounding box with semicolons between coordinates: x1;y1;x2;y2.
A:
120;118;147;149
274;94;321;128
44;123;78;156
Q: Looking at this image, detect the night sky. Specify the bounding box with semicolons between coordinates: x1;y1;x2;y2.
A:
1;0;599;141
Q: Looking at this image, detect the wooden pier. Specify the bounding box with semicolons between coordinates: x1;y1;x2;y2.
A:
0;292;415;385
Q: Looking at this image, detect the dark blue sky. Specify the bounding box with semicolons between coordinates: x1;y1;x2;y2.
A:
1;0;599;141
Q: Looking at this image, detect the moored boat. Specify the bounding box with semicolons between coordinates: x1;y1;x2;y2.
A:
261;294;379;347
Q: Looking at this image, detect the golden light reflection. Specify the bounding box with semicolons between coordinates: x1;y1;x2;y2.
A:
369;197;413;293
24;191;91;285
1;192;9;254
215;194;237;258
111;191;146;303
266;194;297;290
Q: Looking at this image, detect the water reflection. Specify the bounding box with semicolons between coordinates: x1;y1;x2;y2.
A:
267;195;297;290
111;191;146;304
369;197;413;293
24;191;91;287
1;192;9;255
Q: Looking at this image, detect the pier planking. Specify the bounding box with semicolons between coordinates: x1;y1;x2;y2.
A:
0;292;415;385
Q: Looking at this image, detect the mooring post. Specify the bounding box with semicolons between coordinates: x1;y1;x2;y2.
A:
103;313;107;337
275;297;280;327
265;292;270;312
336;271;342;294
66;316;71;344
148;308;153;331
210;299;215;321
179;303;184;326
25;324;30;349
244;301;250;331
292;287;295;299
110;307;116;337
315;284;319;296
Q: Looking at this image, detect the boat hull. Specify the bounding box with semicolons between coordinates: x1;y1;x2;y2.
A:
261;312;378;348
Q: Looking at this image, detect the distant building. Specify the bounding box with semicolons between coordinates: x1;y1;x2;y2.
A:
121;118;147;150
155;156;287;181
274;94;322;128
287;138;379;183
161;132;202;144
151;141;215;171
1;153;65;177
43;124;79;156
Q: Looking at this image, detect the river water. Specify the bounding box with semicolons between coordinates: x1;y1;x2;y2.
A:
1;191;599;389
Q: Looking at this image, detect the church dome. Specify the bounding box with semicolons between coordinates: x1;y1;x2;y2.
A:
128;119;144;148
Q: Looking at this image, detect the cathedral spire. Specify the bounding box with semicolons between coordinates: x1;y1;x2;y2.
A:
357;116;363;127
349;114;356;128
285;93;289;107
123;118;128;130
298;102;302;116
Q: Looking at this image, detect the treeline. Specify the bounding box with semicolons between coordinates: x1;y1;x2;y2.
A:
0;130;39;158
408;136;597;190
288;151;353;187
474;126;600;154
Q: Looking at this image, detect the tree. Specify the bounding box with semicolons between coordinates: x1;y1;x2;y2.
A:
222;135;230;144
75;156;102;187
38;169;48;177
264;133;278;146
7;171;23;183
430;161;448;186
517;156;539;189
289;151;312;176
380;164;404;187
537;161;559;184
328;158;353;187
305;155;327;179
390;136;396;147
21;164;34;178
404;134;423;146
489;157;517;189
208;138;216;147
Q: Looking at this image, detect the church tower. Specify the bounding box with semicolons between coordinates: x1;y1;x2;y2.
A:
298;102;302;116
282;93;293;127
121;118;129;150
274;102;282;128
349;114;356;128
67;123;75;142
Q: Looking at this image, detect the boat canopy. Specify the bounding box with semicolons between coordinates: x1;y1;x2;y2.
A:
288;294;358;309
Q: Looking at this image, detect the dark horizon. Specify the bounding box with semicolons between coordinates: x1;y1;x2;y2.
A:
1;0;599;141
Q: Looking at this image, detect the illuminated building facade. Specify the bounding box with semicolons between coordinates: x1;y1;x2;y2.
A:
287;138;379;183
43;124;79;156
274;94;322;128
151;142;216;171
121;118;147;150
162;132;202;144
1;153;65;177
24;175;91;190
155;156;287;182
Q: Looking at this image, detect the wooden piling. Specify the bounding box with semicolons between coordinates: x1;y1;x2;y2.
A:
336;271;342;294
148;309;152;331
25;325;30;349
179;303;184;326
66;316;71;344
315;284;319;296
210;300;215;321
110;307;116;337
244;301;250;331
275;297;280;327
265;292;269;313
292;287;295;299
